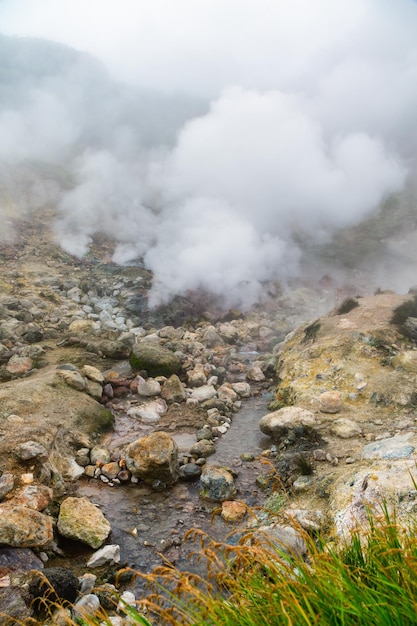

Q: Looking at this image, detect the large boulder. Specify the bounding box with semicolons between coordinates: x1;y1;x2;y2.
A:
259;406;317;442
130;343;181;377
0;505;53;548
57;497;112;549
124;432;180;488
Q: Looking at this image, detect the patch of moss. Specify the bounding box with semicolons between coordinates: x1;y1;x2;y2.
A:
302;319;321;344
268;385;295;411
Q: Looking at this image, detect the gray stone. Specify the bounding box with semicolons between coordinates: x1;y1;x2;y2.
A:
130;342;181;377
190;384;217;403
0;473;15;500
330;418;362;439
200;466;236;502
362;434;415;460
161;374;186;403
86;544;121;568
189;439;216;458
15;441;48;461
259;406;317;441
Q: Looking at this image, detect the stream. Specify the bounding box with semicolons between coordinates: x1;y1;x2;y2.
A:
72;392;273;593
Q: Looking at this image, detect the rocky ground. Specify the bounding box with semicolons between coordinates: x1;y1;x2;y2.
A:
2;203;417;623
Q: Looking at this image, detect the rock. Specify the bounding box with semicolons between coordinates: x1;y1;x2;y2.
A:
0;587;32;622
217;384;238;404
189;439;216;458
90;446;111;466
6;355;33;375
330;418;362;439
125;432;180;487
362;433;416;460
202;326;223;347
130;342;181;377
246;365;265;382
187;363;207;387
69;319;96;333
9;485;53;511
0;505;53;548
259;406;317;441
161;374;186;403
319;391;343;413
136;377;161;397
221;500;247;522
179;463;202;481
190;384;217;403
85;378;103;400
0;474;15;501
72;593;100;620
86;544;121;568
292;475;313;492
196;426;213;441
231;382;251;397
284;509;323;533
392;350;417;373
15;441;48;461
200;466;236;502
81;365;104;385
56;369;86;391
0;546;44;579
128;398;168;424
253;523;306;556
101;462;120;480
97;340;130;359
29;567;81;608
57;497;112;548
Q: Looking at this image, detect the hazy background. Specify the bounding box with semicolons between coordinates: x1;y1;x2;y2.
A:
0;0;417;307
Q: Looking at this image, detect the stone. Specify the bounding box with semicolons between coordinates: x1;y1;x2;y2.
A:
128;398;167;423
217;384;238;404
0;473;14;501
253;523;307;556
125;432;180;487
81;365;105;384
0;587;32;622
246;365;265;382
6;355;33;375
56;369;86;391
179;463;202;481
189;439;216;458
101;462;120;480
190;384;217;403
231;382;251;397
200;466;236;502
69;319;96;333
87;544;121;568
330;418;362;439
72;594;101;620
85;378;103;400
90;446;111;466
392;350;417;373
187;363;207;387
362;433;416;460
259;406;317;441
0;505;53;547
10;485;53;511
161;374;186;403
15;441;48;461
130;342;181;377
29;567;81;607
136;377;161;397
57;497;112;548
221;500;247;522
319;391;343;413
202;326;223;347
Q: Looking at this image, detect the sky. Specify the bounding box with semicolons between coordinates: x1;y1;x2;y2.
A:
0;0;417;306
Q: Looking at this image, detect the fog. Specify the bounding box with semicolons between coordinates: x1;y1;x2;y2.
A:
1;0;417;307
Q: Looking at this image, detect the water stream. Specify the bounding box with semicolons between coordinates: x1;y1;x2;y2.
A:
73;392;273;592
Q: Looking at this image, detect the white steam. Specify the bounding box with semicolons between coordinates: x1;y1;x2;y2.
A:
1;0;417;306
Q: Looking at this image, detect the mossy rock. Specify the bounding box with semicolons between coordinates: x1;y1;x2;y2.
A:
130;343;181;377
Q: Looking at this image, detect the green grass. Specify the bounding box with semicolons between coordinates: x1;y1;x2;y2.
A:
138;505;417;625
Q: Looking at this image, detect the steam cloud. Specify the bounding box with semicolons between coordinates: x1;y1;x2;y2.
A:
1;0;417;306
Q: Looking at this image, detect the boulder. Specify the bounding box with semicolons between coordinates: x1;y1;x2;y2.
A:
330;418;362;439
319;391;343;413
125;432;180;487
200;466;236;502
0;505;53;548
130;342;181;377
259;406;317;441
161;374;187;403
57;497;112;549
